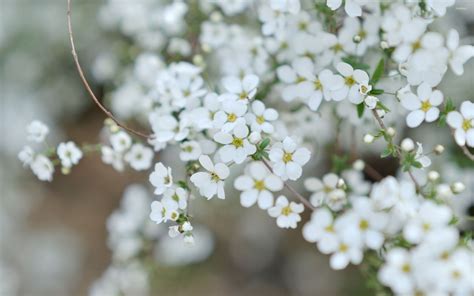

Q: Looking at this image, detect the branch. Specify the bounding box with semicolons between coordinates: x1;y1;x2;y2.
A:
67;0;151;139
261;159;316;211
460;145;474;161
370;110;421;191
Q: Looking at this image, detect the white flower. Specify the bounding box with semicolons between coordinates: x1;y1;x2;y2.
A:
124;143;153;171
246;100;278;133
190;155;229;199
447;101;474;147
101;146;124;171
326;0;366;17
179;141;202;161
149;163;173;195
57;141;83;168
446;29;474;75
162;187;188;210
400;83;443;128
213;99;247;132
26;120;49;143
302;208;338;253
214;124;256;164
270;0;301;14
337;197;388;250
442;248;474;294
30;155;54;182
268;195;304;229
403;200;452;244
426;0;455;16
304;173;346;211
149;198;179;224
325;218;364;270
222;74;259;102
18;146;34;166
110;131;132;153
269;137;311;181
378;248;417;295
333;62;370;104
234;161;283;209
149;114;188;146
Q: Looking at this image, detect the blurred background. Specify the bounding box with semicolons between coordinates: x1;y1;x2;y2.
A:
1;1;473;295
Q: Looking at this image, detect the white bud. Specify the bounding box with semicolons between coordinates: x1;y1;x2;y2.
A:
380;41;389;49
434;144;445;155
249;132;262;144
182;221;193;232
353;159;365;171
364;95;378;109
437;184;453;200
428;171;440;182
387;127;396;137
451;182;465;194
401;138;415;152
192;54;204;66
363;134;375;144
61;167;71;175
201;44;211;53
337;178;346;189
353;35;362;43
110;125;120;133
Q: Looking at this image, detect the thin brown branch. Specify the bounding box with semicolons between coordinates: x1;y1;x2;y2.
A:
261;159;316;211
363;162;383;181
67;0;151;139
460;145;474;161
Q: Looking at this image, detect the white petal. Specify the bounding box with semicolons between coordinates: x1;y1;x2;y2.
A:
353;70;369;84
336;62;353;77
243;74;259;91
454;129;466;146
406;110;425;128
215;163;230;179
417;83;432;100
425;108;439;122
286;162;302;180
429;90;443;106
234;175;254;191
446;111;463;128
345;1;362;17
265;174;284;191
460;101;474;119
199;155;214;171
327;0;342;10
277;65;297;83
240;190;258;207
401;93;421;111
330;253;350;270
223;76;242;94
292;148;311;165
304;177;323;192
258;191;274;209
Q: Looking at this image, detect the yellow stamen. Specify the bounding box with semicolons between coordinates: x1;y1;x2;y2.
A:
345;76;355;86
421;101;432;112
254;180;266;191
211;172;220;182
256;115;265;124
359;219;369;230
283;152;293;163
339;243;348;253
314;79;322;90
232;137;244;148
402;263;411;273
462;119;472;131
227;113;237;122
281;205;292;216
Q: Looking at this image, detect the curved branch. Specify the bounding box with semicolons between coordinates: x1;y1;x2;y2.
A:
67;0;151;139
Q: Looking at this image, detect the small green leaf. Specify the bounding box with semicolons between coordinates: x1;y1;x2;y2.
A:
370;58;385;85
259;138;270;150
357;102;365;118
368;89;384;95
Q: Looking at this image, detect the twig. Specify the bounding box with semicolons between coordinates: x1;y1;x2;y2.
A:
370;110;421;191
460;145;474;161
363;162;383;181
67;0;151;139
261;159;316;211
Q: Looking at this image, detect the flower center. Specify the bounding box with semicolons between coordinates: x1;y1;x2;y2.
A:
452;270;461;279
172;194;180;202
462;119;472;131
338;243;348;253
345;76;355;86
211;172;220;182
296;76;306;83
164;176;171;185
359;219;369;230
324;225;334;233
256;115;265;124
298;21;308;31
314;79;322;90
358;30;367;39
421;100;432;112
283;152;293;163
281;205;292;216
422;223;431;231
402;263;411;273
184;145;193;152
412;40;421;52
227;113;237;122
232;137;244;148
254;180;266;191
332;43;343;53
239;91;248;100
359;84;369;94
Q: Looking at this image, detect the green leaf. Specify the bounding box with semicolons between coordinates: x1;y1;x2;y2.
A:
370;58;385;85
259;138;270;150
341;56;370;71
368;89;384;95
356;102;365;118
381;147;392;158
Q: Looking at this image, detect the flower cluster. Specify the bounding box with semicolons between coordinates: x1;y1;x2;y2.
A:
21;0;474;295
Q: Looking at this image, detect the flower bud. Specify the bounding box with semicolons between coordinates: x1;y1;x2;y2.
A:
401;138;415;152
380;41;389;49
428;170;440;182
353;159;365;171
337;178;346;189
359;83;372;95
434;144;445;155
210;11;222;22
451;182;465;194
61;167;71;175
364;95;378;109
363;134;375;144
353;35;362;43
387;127;396;137
193;54;204;66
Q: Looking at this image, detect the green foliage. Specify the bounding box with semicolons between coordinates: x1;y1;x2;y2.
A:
370;58;385;85
401;152;422;172
331;154;350;174
252;138;270;160
368;89;384;95
357;102;365;118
